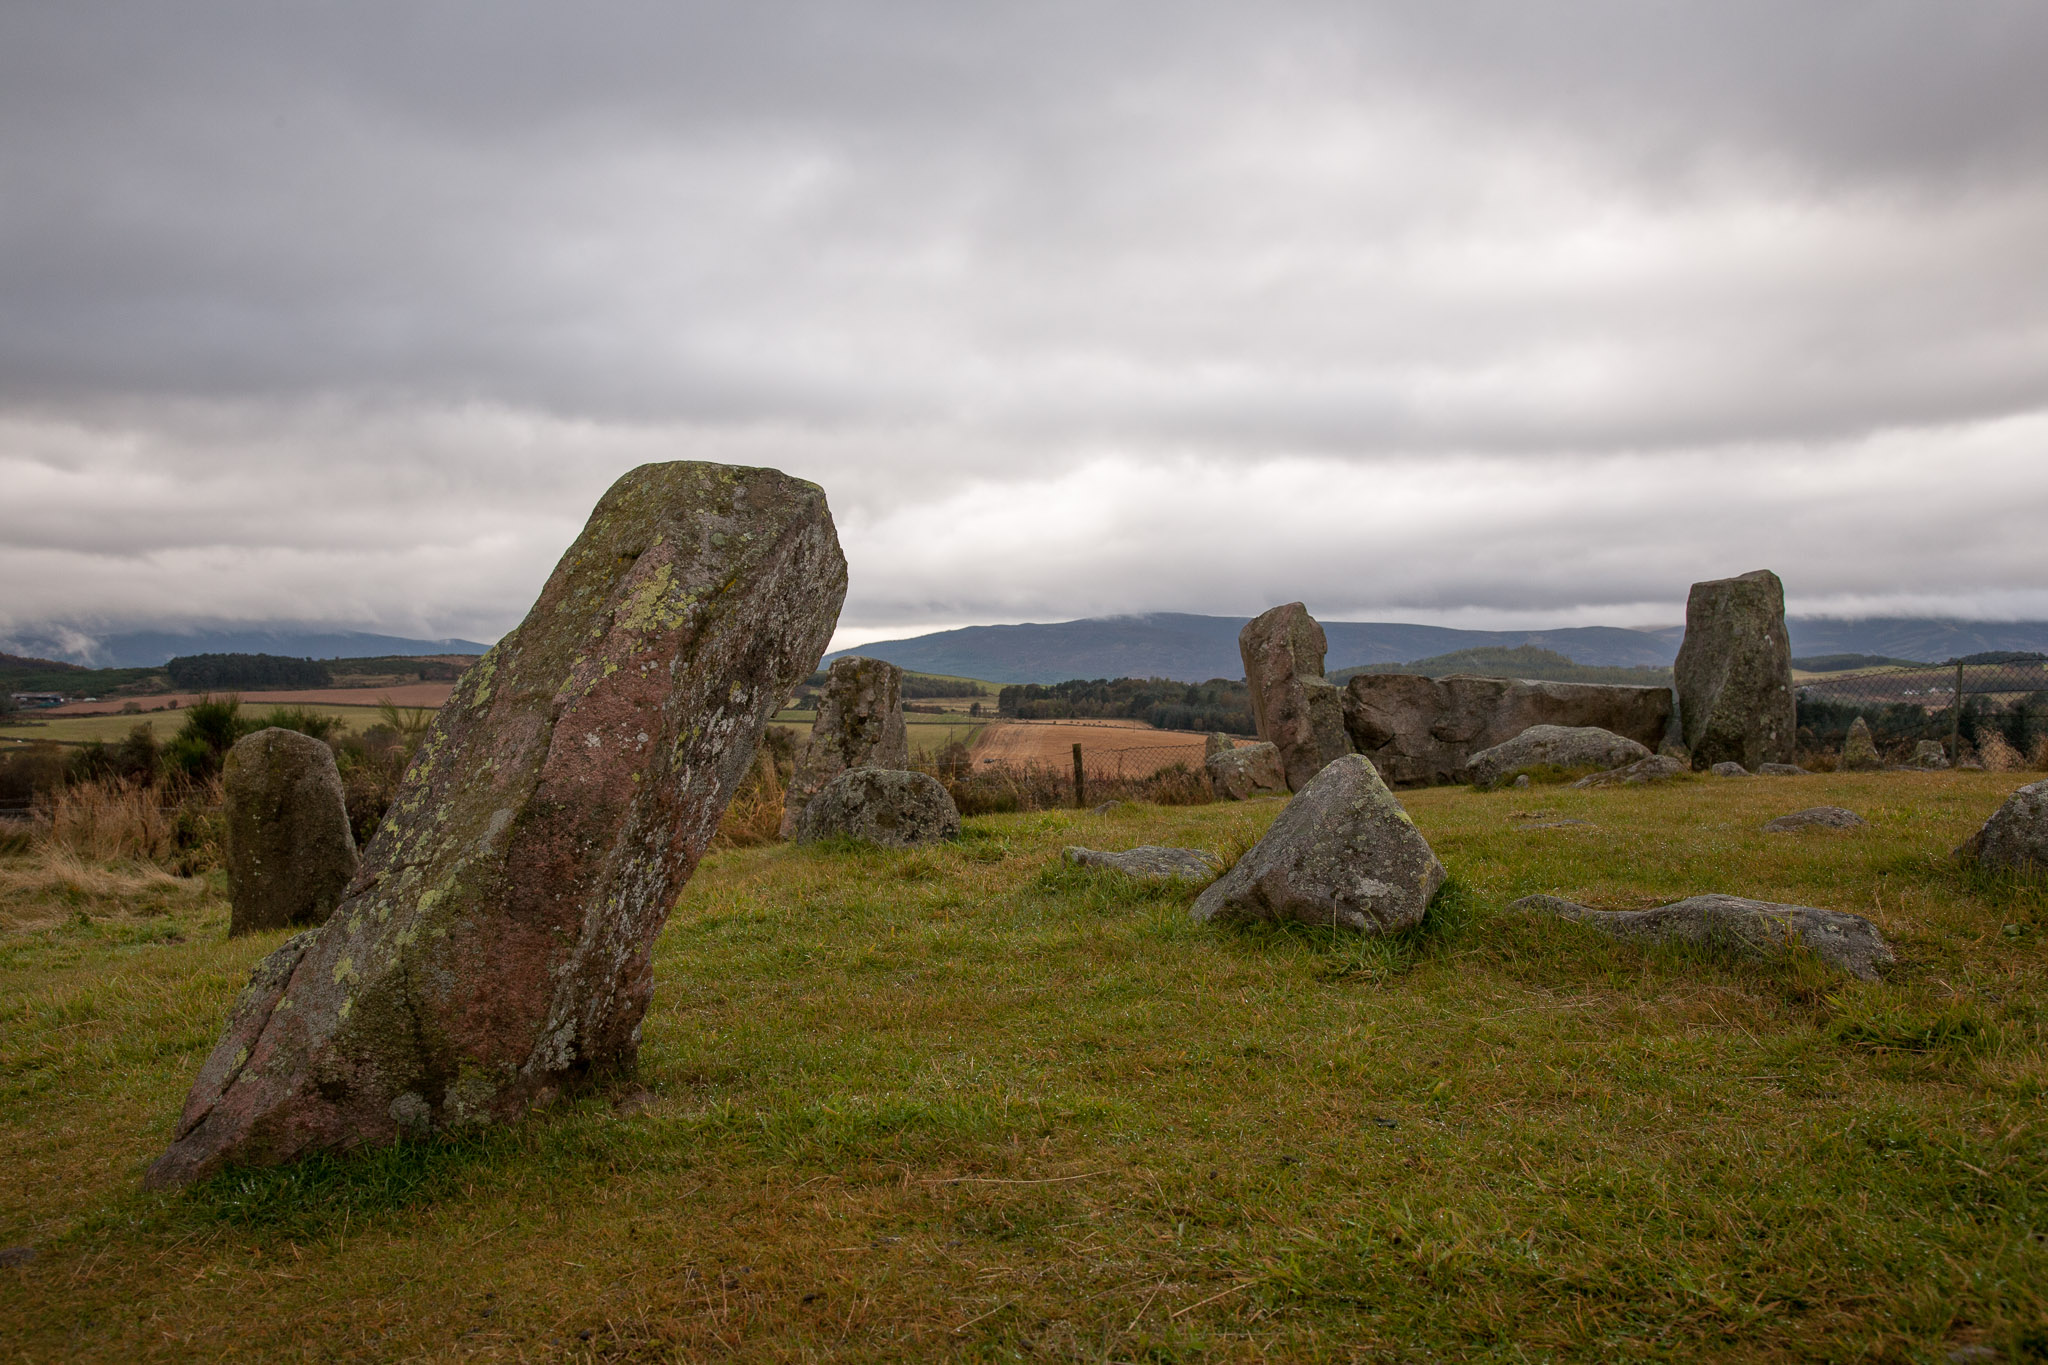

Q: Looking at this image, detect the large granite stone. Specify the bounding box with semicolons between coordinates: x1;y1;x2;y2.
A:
779;656;909;838
1192;754;1444;934
1461;725;1651;788
1205;741;1287;800
223;727;358;937
1673;569;1795;770
1341;674;1672;787
1954;778;2048;879
793;768;960;847
146;462;846;1188
1240;603;1352;792
1512;893;1893;981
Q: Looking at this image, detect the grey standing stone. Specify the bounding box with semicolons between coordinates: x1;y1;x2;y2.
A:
146;462;846;1189
1763;807;1866;832
1841;717;1883;772
1461;725;1650;788
1511;893;1893;981
1063;845;1217;882
780;656;909;838
1240;603;1353;792
222;728;358;938
1343;674;1672;787
794;768;960;847
1673;569;1796;771
1954;777;2048;878
1205;741;1288;800
1910;740;1951;770
1192;754;1445;934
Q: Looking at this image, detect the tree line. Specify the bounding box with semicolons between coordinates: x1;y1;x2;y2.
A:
996;677;1255;734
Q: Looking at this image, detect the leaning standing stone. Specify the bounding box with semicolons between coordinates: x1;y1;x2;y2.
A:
1954;778;2048;879
1239;602;1352;792
1673;569;1796;771
222;728;358;937
1192;754;1444;934
146;462;846;1189
793;768;960;847
779;656;909;838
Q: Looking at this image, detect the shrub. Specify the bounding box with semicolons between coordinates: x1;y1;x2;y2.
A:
258;706;343;742
163;695;254;779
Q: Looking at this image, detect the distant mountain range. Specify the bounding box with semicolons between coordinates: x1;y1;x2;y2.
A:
0;625;490;668
830;613;2048;684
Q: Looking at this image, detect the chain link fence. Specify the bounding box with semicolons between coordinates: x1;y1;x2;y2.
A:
1795;657;2048;766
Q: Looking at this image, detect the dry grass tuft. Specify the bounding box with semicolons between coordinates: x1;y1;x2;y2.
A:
1977;731;2024;772
35;779;178;862
711;749;786;848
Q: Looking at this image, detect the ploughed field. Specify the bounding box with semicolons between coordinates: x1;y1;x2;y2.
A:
971;718;1216;780
2;772;2045;1361
36;682;459;716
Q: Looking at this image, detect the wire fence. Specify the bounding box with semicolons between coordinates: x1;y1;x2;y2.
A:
1795;657;2048;766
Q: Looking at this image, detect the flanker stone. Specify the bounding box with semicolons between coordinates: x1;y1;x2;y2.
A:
779;656;908;838
793;768;960;847
146;462;846;1189
1461;725;1650;788
1954;778;2048;879
1239;603;1352;792
1511;893;1893;981
1343;674;1672;787
1192;755;1444;935
1673;569;1796;770
223;727;358;937
1063;846;1217;882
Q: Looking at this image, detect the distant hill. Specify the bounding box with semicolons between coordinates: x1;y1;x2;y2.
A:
832;612;2048;684
0;626;491;669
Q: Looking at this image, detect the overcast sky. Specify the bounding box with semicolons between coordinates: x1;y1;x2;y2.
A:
4;2;2046;653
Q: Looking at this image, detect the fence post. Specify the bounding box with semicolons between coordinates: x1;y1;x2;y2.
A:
1950;660;1965;761
1072;743;1085;809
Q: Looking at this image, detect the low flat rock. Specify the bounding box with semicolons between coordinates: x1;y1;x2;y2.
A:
1954;777;2048;878
793;768;961;847
1757;763;1809;777
1570;754;1688;789
1710;761;1751;778
1510;892;1892;980
1192;754;1444;935
1520;819;1595;830
1463;725;1650;787
1064;845;1217;882
1764;806;1867;832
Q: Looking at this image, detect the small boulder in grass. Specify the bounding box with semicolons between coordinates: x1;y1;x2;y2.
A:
1763;807;1866;832
1511;893;1893;981
1710;761;1750;778
1954;777;2048;879
1462;725;1649;788
1570;754;1688;788
1757;763;1809;777
1064;846;1217;883
1192;754;1444;935
794;768;961;848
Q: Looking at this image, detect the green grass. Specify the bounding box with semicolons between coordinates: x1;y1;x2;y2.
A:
2;773;2045;1360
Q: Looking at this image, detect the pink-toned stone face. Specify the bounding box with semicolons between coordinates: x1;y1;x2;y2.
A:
148;462;846;1188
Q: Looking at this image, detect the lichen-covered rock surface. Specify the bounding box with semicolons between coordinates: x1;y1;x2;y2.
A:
1239;603;1352;792
779;656;909;837
1673;569;1796;770
1343;674;1672;787
223;727;358;937
1954;778;2048;878
1763;807;1866;832
1910;740;1951;770
1461;725;1650;787
1512;893;1892;980
1205;741;1287;800
146;462;846;1189
793;768;960;847
1192;754;1444;935
1841;717;1883;771
1063;845;1217;882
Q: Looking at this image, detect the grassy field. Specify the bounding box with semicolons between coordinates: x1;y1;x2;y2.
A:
2;772;2045;1361
771;710;986;760
0;703;399;749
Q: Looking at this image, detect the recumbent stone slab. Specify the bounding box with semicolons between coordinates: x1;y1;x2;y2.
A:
1511;893;1892;981
793;768;960;847
1192;754;1444;935
780;655;909;838
1343;674;1672;787
223;727;359;937
146;462;846;1189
